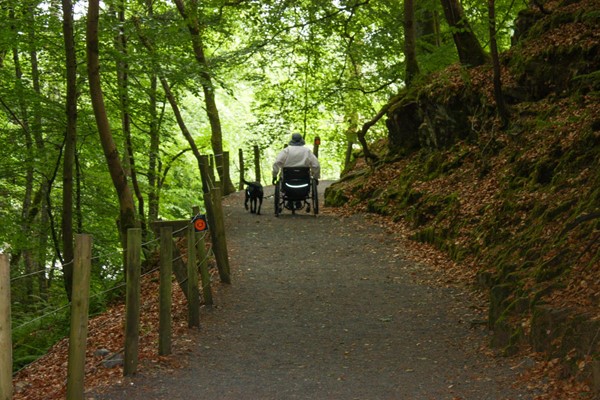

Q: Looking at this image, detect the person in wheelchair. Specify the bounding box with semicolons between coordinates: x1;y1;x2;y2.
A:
272;133;320;214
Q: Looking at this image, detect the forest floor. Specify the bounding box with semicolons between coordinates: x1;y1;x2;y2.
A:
14;182;585;399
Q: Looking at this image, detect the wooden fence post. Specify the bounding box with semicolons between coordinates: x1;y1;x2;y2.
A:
193;206;213;306
210;186;231;283
253;145;261;184
208;154;216;188
223;151;235;194
238;148;244;190
66;234;92;400
124;228;141;376
187;224;200;328
0;254;12;400
200;155;230;284
158;227;172;356
313;136;321;158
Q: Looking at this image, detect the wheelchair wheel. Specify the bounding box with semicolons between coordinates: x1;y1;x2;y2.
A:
311;179;319;215
274;182;281;217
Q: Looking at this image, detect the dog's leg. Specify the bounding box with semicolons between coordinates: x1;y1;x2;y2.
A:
245;190;249;211
257;195;263;215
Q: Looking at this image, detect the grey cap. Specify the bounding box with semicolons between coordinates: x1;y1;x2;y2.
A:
289;133;305;146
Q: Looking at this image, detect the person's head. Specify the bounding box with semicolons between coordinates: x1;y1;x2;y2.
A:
289;133;305;146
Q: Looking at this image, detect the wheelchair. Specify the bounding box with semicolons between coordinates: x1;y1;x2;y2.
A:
274;167;319;216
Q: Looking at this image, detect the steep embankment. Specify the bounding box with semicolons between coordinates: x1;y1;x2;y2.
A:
325;0;600;393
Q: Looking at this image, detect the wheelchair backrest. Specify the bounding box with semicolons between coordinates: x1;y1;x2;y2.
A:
282;167;311;182
282;167;311;199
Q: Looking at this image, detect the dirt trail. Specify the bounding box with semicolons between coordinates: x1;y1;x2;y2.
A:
93;182;534;400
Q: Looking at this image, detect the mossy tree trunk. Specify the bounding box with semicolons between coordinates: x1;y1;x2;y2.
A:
61;0;78;301
115;0;147;237
440;0;488;67
173;0;236;195
416;3;441;51
87;0;137;258
488;0;509;128
404;0;420;86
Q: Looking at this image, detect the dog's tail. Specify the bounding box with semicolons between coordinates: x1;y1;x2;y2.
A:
242;178;260;186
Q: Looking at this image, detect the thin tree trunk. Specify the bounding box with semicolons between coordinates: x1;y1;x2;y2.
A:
440;0;488;67
62;0;77;301
357;98;400;161
159;149;192;190
87;0;137;254
159;78;205;175
133;19;206;184
488;0;509;128
115;2;147;236
148;76;161;223
10;7;35;301
27;3;51;299
343;111;358;175
144;0;161;224
416;3;441;52
346;56;375;162
404;0;420;86
173;0;235;194
75;150;83;233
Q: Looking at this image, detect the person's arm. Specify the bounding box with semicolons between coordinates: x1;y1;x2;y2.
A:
272;149;288;182
307;149;320;180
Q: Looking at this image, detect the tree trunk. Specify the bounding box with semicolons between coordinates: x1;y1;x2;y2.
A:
357;99;400;161
87;0;137;254
343;111;358;175
75;150;83;233
159;77;205;176
27;3;51;299
10;6;36;302
173;0;235;195
440;0;488;67
62;0;77;301
148;76;161;223
115;2;147;237
404;0;420;86
416;3;441;51
488;0;509;128
133;19;207;188
144;0;161;225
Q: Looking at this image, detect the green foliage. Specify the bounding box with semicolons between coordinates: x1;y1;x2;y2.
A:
11;291;71;372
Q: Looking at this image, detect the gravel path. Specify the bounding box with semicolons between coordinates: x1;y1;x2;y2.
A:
92;182;534;400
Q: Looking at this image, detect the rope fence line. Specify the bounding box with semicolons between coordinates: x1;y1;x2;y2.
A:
168;248;213;287
12;239;190;377
9;243;211;334
9;220;208;282
13;230;214;373
10;230;168;283
7;222;218;385
9;221;212;330
13;303;72;332
10;266;58;282
3;156;231;395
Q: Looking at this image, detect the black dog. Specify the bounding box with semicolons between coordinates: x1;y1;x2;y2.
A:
243;179;264;215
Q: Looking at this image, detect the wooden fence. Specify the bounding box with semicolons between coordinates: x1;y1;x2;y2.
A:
1;151;234;399
1;197;227;399
1;254;11;400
